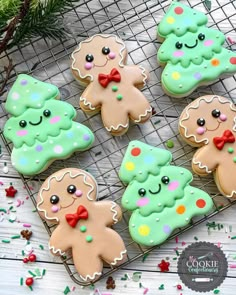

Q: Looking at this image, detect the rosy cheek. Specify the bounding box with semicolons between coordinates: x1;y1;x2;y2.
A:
84;62;93;70
51;205;59;213
16;130;28;136
75;190;82;197
173;50;184;57
137;197;149;207
219;114;227;122
168;181;179;191
204;40;213;47
108;52;116;59
50;116;60;124
196;127;205;135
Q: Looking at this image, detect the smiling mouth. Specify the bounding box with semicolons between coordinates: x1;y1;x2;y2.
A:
29;116;42;126
94;59;108;68
60;198;75;209
149;184;161;195
185;39;198;49
206;121;221;132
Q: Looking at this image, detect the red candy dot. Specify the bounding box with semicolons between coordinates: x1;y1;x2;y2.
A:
230;57;236;65
174;7;183;14
25;277;34;286
28;254;36;262
196;199;206;208
131;147;141;156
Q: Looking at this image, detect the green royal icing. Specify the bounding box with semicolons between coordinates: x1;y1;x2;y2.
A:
119;140;213;246
157;2;236;97
3;74;94;175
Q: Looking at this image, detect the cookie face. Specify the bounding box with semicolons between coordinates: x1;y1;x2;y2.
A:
37;168;127;282
157;2;236;97
3;74;94;175
179;95;236;198
71;34;152;136
119;141;213;246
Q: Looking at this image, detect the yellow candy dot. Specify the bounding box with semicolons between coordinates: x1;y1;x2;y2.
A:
125;162;135;171
166;16;175;24
138;225;150;236
176;205;186;214
172;72;181;80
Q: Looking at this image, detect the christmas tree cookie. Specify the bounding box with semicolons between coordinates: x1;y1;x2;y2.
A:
3;74;94;175
157;2;236;98
119;141;213;246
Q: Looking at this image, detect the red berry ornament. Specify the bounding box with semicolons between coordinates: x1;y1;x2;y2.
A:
23;258;29;263
25;277;34;286
28;254;36;262
177;284;182;290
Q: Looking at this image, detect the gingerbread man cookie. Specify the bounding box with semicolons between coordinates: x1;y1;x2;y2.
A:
119;141;213;246
37;168;127;281
179;95;236;198
71;34;152;135
157;2;236;98
3;75;94;175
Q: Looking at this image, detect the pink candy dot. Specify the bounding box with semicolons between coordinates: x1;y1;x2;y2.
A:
50;116;61;124
204;40;213;47
173;50;184;57
137;197;149;207
168;180;179;191
16;130;28;136
51;205;59;213
84;62;93;70
196;127;205;135
75;190;83;197
108;52;116;59
220;114;227;121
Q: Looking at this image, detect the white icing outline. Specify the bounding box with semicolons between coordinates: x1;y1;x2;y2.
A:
49;243;66;256
139;65;148;85
105;122;129;132
37;170;96;221
192;158;212;173
110;201;119;223
79;272;102;282
110;249;127;266
179;95;236;144
134;106;152;123
71;34;126;81
80;97;96;110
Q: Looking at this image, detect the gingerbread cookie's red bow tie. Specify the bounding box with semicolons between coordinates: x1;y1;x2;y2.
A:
98;68;121;88
213;129;235;150
65;205;88;228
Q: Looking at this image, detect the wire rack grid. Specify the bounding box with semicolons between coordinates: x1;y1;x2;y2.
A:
1;0;236;286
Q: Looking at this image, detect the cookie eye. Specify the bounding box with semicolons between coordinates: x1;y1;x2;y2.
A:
175;41;183;49
102;46;110;55
67;185;76;194
19;120;27;128
50;195;59;204
85;54;94;62
198;33;205;41
161;176;170;184
211;109;221;118
197;118;205;126
43;109;51;117
138;188;146;197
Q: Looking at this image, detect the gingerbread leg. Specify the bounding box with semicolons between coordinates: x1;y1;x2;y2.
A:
128;93;152;123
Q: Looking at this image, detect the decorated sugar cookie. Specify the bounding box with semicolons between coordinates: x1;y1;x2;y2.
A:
119;141;213;246
3;75;94;175
157;2;236;98
179;95;236;198
71;34;152;136
37;168;127;281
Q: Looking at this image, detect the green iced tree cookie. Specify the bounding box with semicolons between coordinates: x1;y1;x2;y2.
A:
4;74;94;175
119;140;213;246
157;2;236;97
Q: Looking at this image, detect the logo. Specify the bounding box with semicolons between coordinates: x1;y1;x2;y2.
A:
177;242;228;292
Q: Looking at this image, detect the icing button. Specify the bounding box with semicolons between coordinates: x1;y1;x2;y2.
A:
117;94;123;101
112;86;118;92
80;225;87;232
233;157;236;163
86;235;93;243
228;147;234;153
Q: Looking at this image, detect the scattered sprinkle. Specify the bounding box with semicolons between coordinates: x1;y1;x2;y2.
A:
142;253;149;262
231;236;236;240
0;208;7;213
158;284;165;290
28;271;36;277
132;272;142;282
20;277;23;286
143;287;149;294
213;290;220;294
11;235;21;239
194;236;198;241
121;274;128;281
42;269;46;276
22;250;25;256
166;140;174;148
204;0;212;11
154;119;161;125
175;249;179;256
64;286;71;294
175;236;179;243
227;36;235;45
95;151;102;156
23;223;31;228
39;244;44;250
2;239;10;243
229;264;236;268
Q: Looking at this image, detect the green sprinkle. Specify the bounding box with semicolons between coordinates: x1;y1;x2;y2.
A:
8;219;15;223
64;286;70;294
233;157;236;163
39;244;44;250
231;236;236;240
89;284;95;290
121;274;128;280
22;250;25;256
175;250;179;256
32;208;37;212
154;119;161;125
9;206;13;211
11;235;21;239
217;205;224;210
11;210;16;212
159;284;165;290
214;290;220;294
194;236;198;241
28;270;36;277
142;253;149;262
35;268;41;276
139;282;142;288
20;277;23;286
173;257;177;260
2;239;10;243
29;286;33;291
0;208;7;213
166;140;174;148
42;269;46;276
132;271;142;282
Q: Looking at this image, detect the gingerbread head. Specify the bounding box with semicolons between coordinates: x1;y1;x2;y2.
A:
37;168;127;281
179;95;236;198
71;34;152;136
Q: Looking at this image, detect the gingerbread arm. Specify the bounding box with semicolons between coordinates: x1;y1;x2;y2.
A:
126;65;149;87
95;201;122;226
80;83;102;111
49;226;71;256
192;147;218;175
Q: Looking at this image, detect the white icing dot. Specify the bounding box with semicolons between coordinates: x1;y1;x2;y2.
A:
12;92;20;100
138;171;142;174
48;88;51;92
185;217;189;221
12;162;15;166
125;200;129;204
13;106;16;109
195;56;198;59
156;218;160;222
226;66;229;70
49;140;53;144
132;224;135;227
204;65;207;69
8;127;11;130
77;125;80;129
37;104;41;107
64;112;68;116
73;142;78;146
36;133;40;136
180;171;184;175
26;90;30;93
190;190;194;194
54;145;63;154
158;203;162;207
36;160;40;164
150;240;154;244
179;84;183;88
23;148;27;152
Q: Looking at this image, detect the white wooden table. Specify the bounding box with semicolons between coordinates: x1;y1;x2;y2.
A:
1;0;236;294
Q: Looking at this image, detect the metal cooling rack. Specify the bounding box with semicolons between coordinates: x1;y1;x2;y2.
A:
1;0;236;286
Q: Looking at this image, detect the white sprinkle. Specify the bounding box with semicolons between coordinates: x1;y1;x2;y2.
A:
49;140;53;144
158;203;162;207
185;217;189;221
139;171;142;174
125;200;129;204
132;224;135;227
73;142;77;146
8;127;11;130
190;190;194;194
150;240;154;244
156;218;160;222
180;171;184;174
36;160;40;164
64;112;68;116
